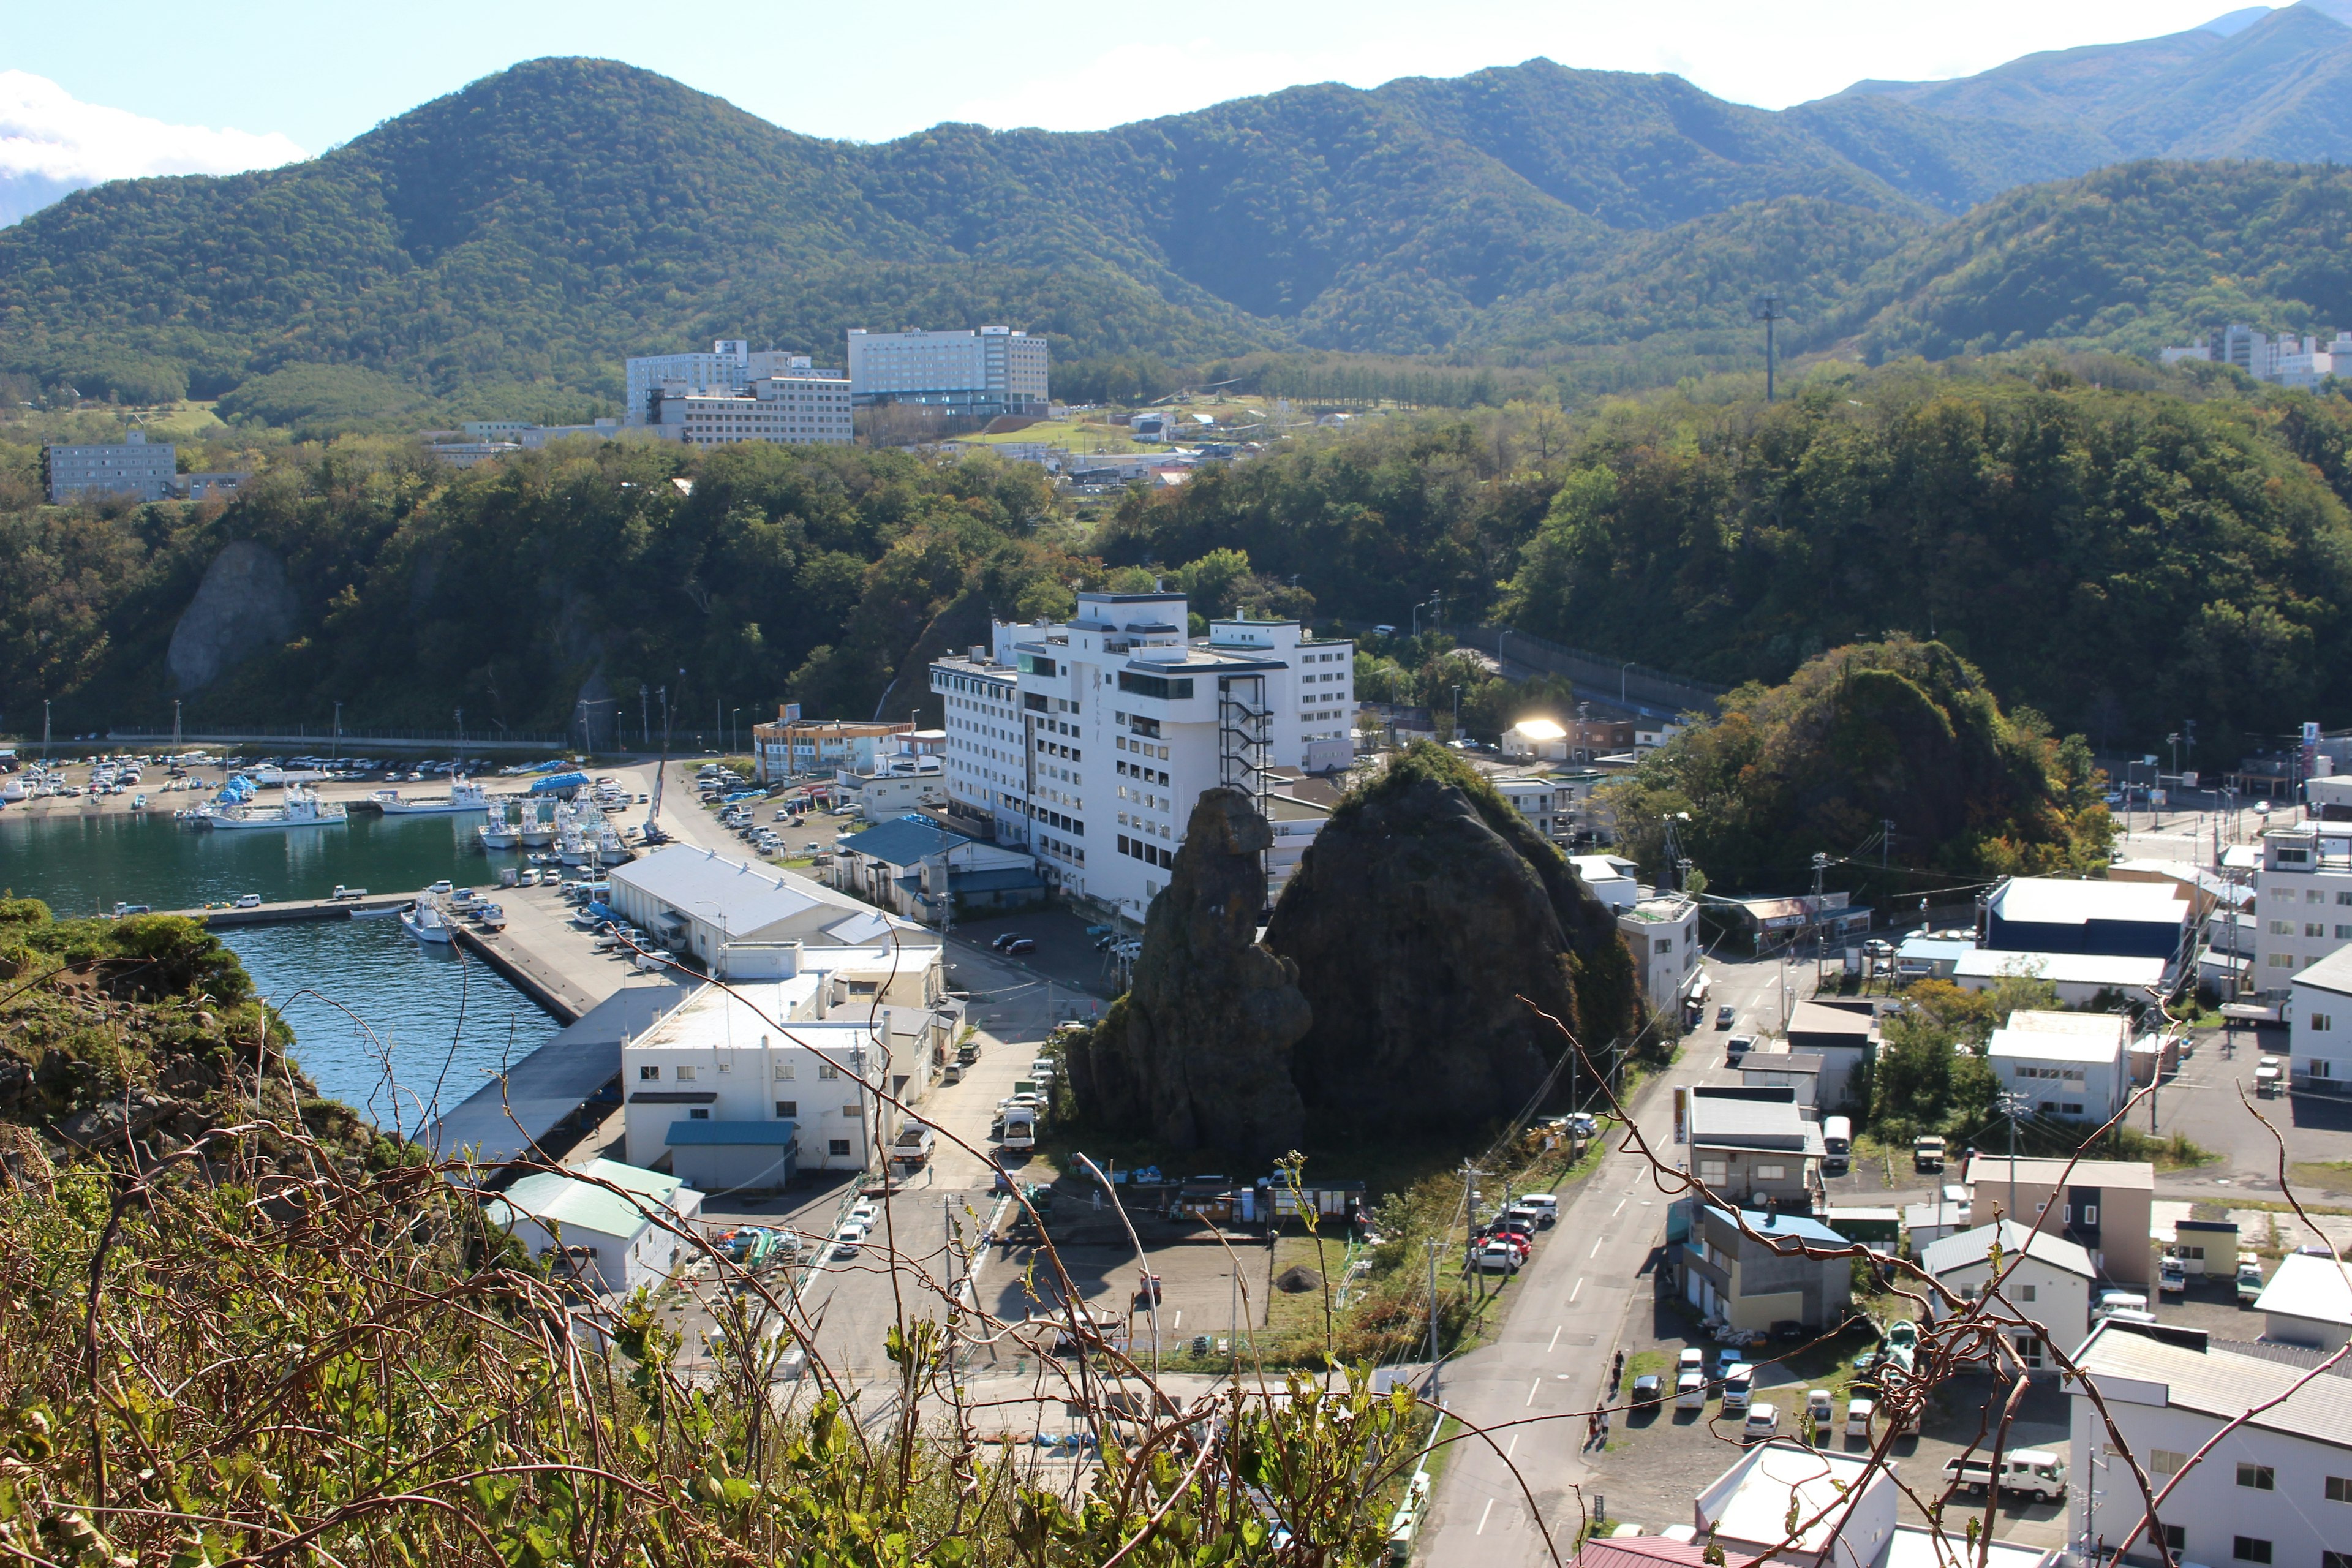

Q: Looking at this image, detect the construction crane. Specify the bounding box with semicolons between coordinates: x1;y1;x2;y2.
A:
643;685;671;845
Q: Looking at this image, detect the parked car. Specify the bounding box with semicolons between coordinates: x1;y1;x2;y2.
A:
1726;1035;1755;1057
2237;1254;2266;1303
232;893;263;908
1675;1372;1707;1411
2159;1255;2187;1295
1743;1403;1779;1442
1474;1242;1521;1273
1632;1374;1664;1408
1518;1193;1560;1223
830;1223;869;1260
989;932;1023;952
1806;1389;1833;1433
1677;1348;1706;1379
1845;1398;1875;1438
1003;938;1036;956
1720;1365;1754;1413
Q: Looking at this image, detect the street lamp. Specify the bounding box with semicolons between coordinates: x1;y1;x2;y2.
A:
731;706;741;758
1621;662;1634;706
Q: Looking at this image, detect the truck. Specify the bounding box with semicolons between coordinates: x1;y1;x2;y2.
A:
999;1106;1038;1152
1913;1134;1947;1173
1823;1115;1852;1174
2159;1254;2187;1295
890;1121;937;1166
2237;1254;2266;1303
1941;1450;2068;1503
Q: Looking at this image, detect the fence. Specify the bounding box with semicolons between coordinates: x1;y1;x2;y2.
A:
1453;625;1727;717
102;727;571;753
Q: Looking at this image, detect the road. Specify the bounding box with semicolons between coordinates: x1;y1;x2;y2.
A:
1420;953;1793;1568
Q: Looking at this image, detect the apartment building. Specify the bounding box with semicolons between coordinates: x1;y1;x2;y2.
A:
927;592;1352;918
2255;824;2352;998
2070;1320;2352;1568
2163;324;2352;390
1964;1154;2155;1286
846;326;1048;420
644;362;853;448
624;338;840;425
43;430;177;502
1987;1009;2132;1123
749;715;914;784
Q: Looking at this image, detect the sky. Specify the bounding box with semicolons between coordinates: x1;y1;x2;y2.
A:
0;0;2288;222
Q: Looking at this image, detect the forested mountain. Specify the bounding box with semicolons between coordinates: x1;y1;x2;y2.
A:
11;7;2352;425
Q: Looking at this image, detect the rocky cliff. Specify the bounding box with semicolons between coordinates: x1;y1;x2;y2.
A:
166;538;299;693
1063;788;1311;1158
1264;742;1642;1139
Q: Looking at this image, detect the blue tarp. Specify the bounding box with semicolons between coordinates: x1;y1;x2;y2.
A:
583;901;617;922
529;772;589;795
722;788;765;803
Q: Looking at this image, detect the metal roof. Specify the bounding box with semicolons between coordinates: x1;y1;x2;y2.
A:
2293;943;2352;1000
1920;1218;2095;1280
2076;1321;2352;1446
484;1158;693;1241
2253;1252;2352;1326
1958;950;2167;988
1689;1096;1824;1153
612;845;846;936
1703;1205;1847;1249
1991;876;2189;927
836;816;972;867
1988;1012;2130;1065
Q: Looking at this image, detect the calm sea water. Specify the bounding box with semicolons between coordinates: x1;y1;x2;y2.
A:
0;809;561;1129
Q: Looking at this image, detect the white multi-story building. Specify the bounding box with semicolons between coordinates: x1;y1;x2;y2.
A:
2070;1319;2352;1568
927;592;1352;918
1920;1218;2095;1372
624;339;848;427
43;430;177;502
846;326;1048;420
2254;824;2352;998
1986;1009;2131;1123
1618;892;1700;1014
621;944;951;1184
644;366;853;448
2163;324;2352;389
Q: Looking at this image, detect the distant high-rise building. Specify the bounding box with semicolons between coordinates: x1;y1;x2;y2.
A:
846;326;1048;421
43;429;177;503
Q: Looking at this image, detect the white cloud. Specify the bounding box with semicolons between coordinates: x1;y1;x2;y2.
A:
0;70;304;227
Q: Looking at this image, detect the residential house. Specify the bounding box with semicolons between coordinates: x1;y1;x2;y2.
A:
2070;1319;2352;1568
1494;775;1575;841
1785;1001;1880;1111
1692;1442;1894;1568
1920;1218;2096;1371
1986;1009;2132;1123
1681;1205;1855;1332
1500;718;1568;760
2253;1253;2352;1350
2288;942;2352;1093
1569;854;1641;912
827;815;1044;924
748;714;914;785
1688;1088;1826;1210
1964;1155;2156;1287
834;753;946;821
483;1158;704;1297
1619;892;1702;1014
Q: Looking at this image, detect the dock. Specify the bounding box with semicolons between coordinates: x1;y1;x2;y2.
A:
428;981;688;1164
162;894;414;926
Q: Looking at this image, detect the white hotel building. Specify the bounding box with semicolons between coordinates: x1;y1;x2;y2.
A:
846;326;1048;420
928;592;1353;919
622;338;853;444
2255;823;2352;998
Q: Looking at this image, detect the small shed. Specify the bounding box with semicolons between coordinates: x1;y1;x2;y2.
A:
2173;1218;2239;1276
1823;1206;1902;1246
483;1158;704;1297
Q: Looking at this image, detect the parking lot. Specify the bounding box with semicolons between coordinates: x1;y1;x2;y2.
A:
1587;1272;2070;1550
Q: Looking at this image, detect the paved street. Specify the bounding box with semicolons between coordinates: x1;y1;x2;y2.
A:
1419;953;1789;1568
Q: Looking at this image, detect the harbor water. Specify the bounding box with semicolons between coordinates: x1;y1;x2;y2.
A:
0;809;562;1129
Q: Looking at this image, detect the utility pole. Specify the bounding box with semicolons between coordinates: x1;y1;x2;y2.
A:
173;699;183;754
330;701;339;762
1881;820;1893;871
1752;295;1787;402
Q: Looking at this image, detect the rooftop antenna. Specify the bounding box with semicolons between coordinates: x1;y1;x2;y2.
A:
1751;294;1788;402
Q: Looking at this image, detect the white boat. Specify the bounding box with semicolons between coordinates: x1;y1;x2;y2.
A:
377;778;490;816
194;785;349;831
2;780;25;803
477;801;522;849
399;896;456;944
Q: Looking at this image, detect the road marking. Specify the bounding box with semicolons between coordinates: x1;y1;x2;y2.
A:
1611;1197;1628;1218
1526;1378;1541;1406
1170;1311;1182;1329
1506;1434;1520;1460
1477;1498;1496;1536
1570;1278;1584;1303
1590;1235;1607;1257
1549;1324;1562;1352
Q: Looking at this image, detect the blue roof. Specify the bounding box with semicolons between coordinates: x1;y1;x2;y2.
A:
666;1119;800;1146
1704;1205;1847;1249
838;815;971;867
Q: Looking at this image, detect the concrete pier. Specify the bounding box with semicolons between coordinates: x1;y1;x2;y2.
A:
158;894;414;927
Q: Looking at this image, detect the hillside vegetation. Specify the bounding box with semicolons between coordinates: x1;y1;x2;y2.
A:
18;32;2352;424
1596;638;2116;896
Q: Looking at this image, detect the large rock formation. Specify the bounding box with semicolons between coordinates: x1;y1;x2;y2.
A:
1064;788;1311;1158
167;539;298;693
1264;742;1642;1139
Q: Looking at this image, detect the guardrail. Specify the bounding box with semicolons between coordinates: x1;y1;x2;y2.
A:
1454;625;1727;717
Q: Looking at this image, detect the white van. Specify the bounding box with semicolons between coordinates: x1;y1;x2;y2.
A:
1675;1372;1707;1410
1823;1115;1852;1173
1942;1450;2068;1502
1720;1366;1754;1413
2093;1291;2150;1322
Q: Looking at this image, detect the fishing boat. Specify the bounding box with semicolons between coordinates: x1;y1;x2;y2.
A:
191;784;349;831
477;801;522;850
519;801;556;846
399;895;456;945
376;777;491;816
